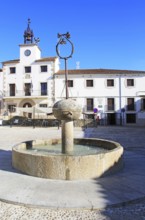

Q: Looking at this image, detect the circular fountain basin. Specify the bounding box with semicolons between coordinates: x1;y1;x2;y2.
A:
12;138;124;180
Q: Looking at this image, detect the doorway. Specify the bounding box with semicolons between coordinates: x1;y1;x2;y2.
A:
107;113;116;125
23;103;32;118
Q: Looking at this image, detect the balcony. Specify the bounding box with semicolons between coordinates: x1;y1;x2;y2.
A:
83;106;94;115
104;105;115;112
83;105;116;113
3;90;48;98
126;104;136;111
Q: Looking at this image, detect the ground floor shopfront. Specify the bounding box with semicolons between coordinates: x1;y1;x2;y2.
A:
85;111;145;126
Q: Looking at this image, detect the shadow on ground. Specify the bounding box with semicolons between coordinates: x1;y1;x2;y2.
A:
0;126;145;219
0;150;23;173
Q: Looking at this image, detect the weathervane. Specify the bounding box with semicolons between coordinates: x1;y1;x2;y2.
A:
34;37;40;44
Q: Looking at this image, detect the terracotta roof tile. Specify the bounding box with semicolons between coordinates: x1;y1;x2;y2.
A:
2;59;20;64
2;57;58;65
35;57;58;62
56;68;145;75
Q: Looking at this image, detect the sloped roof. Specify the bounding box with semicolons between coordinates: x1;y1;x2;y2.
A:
35;57;58;62
2;57;58;65
56;68;145;75
2;59;20;64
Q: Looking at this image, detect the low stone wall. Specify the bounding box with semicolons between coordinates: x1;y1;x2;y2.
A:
12;138;124;180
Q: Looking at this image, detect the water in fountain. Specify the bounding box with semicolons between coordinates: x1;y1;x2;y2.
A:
20;143;109;156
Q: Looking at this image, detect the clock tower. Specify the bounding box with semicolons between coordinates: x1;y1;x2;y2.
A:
19;19;41;64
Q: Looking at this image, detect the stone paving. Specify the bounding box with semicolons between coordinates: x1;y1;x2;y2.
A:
0;125;145;219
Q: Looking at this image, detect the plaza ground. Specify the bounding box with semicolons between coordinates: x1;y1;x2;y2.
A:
0;125;145;219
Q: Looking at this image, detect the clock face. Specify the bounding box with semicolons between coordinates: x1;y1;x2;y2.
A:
24;49;31;56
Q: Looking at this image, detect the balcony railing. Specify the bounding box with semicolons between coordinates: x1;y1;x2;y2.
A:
104;105;115;111
83;105;116;112
3;90;48;97
126;104;136;111
86;106;94;111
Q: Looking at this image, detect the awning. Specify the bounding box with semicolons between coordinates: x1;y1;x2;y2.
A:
35;107;53;114
16;107;53;114
16;107;33;113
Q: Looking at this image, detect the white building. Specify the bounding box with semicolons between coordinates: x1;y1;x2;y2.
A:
0;19;59;119
0;19;145;126
54;69;145;126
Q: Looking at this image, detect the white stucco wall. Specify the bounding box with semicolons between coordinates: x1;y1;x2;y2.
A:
54;72;145;124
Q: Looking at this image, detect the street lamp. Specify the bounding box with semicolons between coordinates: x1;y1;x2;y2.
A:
56;32;74;99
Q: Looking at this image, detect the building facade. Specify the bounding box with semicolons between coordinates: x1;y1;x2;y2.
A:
54;69;145;126
0;19;59;118
0;20;145;126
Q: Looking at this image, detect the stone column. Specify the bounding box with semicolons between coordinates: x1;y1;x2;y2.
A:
53;99;82;155
62;120;74;154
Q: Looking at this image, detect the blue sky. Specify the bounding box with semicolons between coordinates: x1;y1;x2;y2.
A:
1;0;145;70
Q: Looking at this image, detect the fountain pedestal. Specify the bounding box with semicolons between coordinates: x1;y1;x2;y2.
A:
62;120;74;154
53;99;82;154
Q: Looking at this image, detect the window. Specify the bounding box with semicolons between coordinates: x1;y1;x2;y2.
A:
9;84;15;96
10;67;16;74
68;80;73;87
25;66;31;73
126;113;136;123
127;79;134;86
107;79;114;87
87;98;94;111
86;80;93;87
24;83;31;96
127;98;135;111
107;98;115;111
41;65;47;72
39;104;48;107
8;105;16;113
141;99;145;110
41;83;47;95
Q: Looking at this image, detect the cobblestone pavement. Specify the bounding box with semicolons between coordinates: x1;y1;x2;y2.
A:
0;196;145;219
0;125;145;220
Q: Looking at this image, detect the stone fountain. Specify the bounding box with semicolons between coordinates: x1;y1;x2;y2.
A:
12;32;124;180
12;97;124;180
